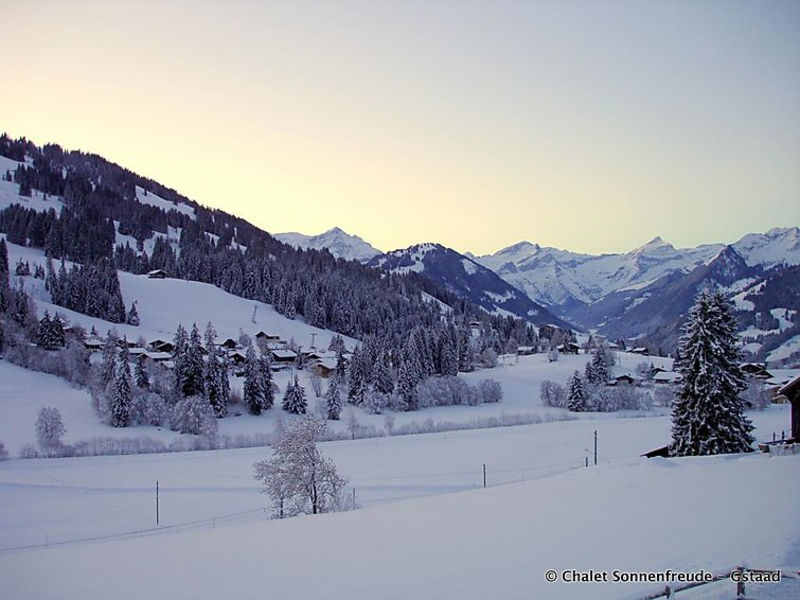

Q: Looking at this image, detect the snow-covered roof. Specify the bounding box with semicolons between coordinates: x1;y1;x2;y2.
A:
271;349;297;359
654;371;680;383
145;352;171;361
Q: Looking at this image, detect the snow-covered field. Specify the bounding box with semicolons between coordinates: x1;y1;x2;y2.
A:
0;428;797;599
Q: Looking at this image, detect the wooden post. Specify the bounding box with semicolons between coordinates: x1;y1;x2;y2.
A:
665;585;671;598
594;430;598;466
736;579;745;599
483;464;487;488
156;480;160;525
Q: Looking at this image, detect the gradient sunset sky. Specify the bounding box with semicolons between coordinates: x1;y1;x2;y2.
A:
2;0;798;255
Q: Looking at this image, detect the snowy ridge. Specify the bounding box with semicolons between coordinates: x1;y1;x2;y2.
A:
275;227;382;262
368;243;574;329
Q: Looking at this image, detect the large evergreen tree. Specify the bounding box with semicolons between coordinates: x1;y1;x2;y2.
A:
243;343;265;415
110;341;132;427
325;373;343;420
567;371;587;412
671;290;754;456
282;375;308;415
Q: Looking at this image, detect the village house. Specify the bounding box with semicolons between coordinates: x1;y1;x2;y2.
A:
778;374;800;442
146;269;168;279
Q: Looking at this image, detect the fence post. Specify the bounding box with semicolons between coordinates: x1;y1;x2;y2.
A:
483;464;486;488
736;579;745;599
665;585;671;598
594;430;598;466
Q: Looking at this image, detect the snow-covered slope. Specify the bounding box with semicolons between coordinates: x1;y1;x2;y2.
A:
369;243;574;329
3;238;356;351
0;155;65;215
275;227;381;262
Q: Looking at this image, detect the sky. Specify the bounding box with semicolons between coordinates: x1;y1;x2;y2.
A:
1;0;799;255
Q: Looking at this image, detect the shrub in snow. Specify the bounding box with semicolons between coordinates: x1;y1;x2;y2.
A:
541;380;567;408
478;348;498;368
20;444;40;459
476;379;503;403
0;441;8;460
130;392;169;427
653;385;676;408
253;416;349;518
36;406;66;452
170;396;218;437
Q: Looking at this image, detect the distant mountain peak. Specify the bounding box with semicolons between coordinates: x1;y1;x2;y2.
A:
275;227;381;262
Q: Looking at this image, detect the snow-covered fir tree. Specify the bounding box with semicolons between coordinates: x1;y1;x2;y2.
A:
325;373;343;420
259;350;275;410
203;322;229;418
371;353;394;396
671;290;754;456
100;331;119;386
396;360;418;411
347;345;367;406
110;341;132;427
126;301;140;326
282;375;308;415
135;354;149;389
243;343;266;415
567;371;587;412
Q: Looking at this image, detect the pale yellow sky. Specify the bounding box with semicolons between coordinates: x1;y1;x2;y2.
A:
1;0;798;255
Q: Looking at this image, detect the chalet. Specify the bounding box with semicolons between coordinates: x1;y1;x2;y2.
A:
653;371;680;385
740;363;773;380
311;357;338;378
144;351;172;363
228;351;247;366
271;349;297;364
641;445;671;458
221;338;238;350
607;342;621;351
517;346;536;356
128;347;147;357
149;340;174;353
117;338;138;349
778;374;800;442
255;331;281;342
609;372;641;386
630;347;650;356
83;338;104;351
557;342;580;355
469;321;481;329
302;349;327;361
147;269;168;279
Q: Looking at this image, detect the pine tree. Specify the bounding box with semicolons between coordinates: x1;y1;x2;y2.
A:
183;323;205;397
37;310;54;349
110;342;132;427
567;371;587;412
100;331;119;386
282;375;307;414
203;323;229;418
396;360;418;411
259;351;274;410
126;301;140;326
325;373;343;420
0;238;8;288
243;343;265;415
50;313;65;348
347;346;367;406
135;354;150;389
591;345;610;383
671;290;754;456
371;353;394;396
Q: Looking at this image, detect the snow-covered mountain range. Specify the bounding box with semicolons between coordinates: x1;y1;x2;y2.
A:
474;227;800;312
275;227;381;262
367;243;573;329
